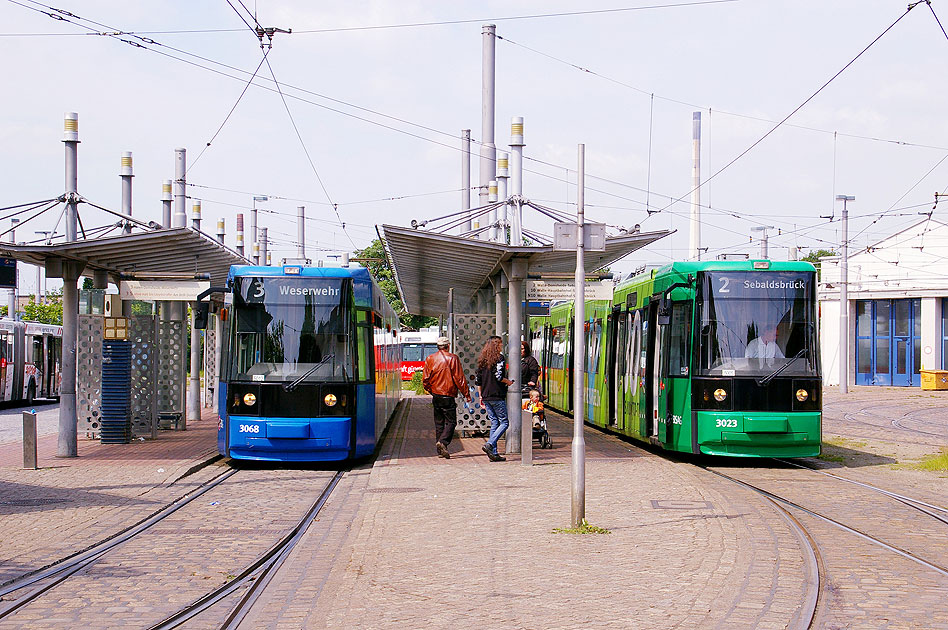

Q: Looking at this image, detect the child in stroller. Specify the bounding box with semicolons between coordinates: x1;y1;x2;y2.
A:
522;389;552;449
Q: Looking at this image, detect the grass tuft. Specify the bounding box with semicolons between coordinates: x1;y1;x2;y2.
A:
553;519;611;535
911;448;948;472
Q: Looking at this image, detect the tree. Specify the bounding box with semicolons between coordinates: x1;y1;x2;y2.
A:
23;289;63;324
353;239;437;331
801;249;836;281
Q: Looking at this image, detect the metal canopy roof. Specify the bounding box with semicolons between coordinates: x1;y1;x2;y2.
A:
381;224;673;317
0;227;248;287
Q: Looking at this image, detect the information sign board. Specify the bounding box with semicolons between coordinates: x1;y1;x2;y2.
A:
0;258;15;288
119;280;211;301
525;280;613;302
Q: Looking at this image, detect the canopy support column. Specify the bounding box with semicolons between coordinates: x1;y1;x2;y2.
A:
57;260;85;457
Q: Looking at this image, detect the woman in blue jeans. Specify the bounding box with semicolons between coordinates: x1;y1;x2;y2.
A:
475;336;514;462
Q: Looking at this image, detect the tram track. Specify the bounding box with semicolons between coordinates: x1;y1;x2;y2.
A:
0;465;239;617
776;458;948;526
148;469;345;630
0;466;347;629
703;466;948;578
837;405;947;444
700;460;948;629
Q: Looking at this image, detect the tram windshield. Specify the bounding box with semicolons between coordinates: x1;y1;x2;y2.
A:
229;276;353;382
697;271;818;377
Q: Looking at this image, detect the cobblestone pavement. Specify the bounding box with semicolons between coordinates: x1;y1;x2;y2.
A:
1;467;340;629
706;459;948;629
817;386;947;519
0;388;944;629
240;398;809;630
703;386;948;629
0;401;60;444
0;409;222;587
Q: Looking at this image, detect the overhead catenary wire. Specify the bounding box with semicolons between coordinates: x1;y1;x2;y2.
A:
259;52;353;247
8;0;942;258
3;0;739;37
5;0;860;240
925;0;948;42
186;47;270;175
496;32;948;153
653;3;921;215
3;0;908;253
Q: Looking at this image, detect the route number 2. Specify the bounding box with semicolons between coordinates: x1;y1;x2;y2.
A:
717;277;730;293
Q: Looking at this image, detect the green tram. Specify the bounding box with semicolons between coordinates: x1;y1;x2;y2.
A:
529;260;821;457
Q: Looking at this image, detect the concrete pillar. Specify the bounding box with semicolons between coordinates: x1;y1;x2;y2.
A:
505;257;527;457
57;262;84;457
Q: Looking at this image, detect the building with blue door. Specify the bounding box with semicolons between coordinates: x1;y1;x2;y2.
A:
819;219;948;387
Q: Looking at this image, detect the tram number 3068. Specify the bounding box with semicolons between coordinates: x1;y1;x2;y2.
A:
238;424;261;434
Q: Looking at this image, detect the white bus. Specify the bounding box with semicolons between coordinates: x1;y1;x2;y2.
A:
0;319;63;404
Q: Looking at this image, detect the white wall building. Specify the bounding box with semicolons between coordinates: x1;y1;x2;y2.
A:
820;219;948;387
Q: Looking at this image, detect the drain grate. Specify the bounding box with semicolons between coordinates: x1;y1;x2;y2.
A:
0;498;71;506
366;487;424;494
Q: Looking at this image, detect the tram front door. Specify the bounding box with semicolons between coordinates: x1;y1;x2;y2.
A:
647;301;663;439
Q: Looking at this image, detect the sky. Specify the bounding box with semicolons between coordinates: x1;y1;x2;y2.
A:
3;0;948;296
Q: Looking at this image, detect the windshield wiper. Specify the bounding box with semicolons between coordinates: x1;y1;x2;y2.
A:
283;354;335;392
756;348;807;387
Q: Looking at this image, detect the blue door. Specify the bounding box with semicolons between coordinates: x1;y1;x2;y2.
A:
855;299;920;386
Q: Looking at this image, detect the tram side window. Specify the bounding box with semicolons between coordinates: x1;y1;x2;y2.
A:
550;326;564;369
588;319;603;373
627;310;643;395
32;337;44;368
665;303;692;377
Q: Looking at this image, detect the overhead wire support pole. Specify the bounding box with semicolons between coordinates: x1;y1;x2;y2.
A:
479;24;497;211
572;144;586;527
837;194;854;394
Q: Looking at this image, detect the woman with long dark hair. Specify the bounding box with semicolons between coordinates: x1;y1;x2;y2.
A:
476;335;513;462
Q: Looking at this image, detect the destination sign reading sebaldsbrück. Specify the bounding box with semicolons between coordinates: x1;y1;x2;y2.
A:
239;278;344;304
706;272;811;299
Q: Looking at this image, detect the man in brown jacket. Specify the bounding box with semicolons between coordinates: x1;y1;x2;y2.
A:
422;336;471;459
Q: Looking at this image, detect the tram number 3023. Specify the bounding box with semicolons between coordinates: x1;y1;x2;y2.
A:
715;418;738;428
238;424;261;434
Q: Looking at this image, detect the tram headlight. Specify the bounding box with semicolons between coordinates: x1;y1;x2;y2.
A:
324;393;337;407
243;393;257;406
795;388;809;402
713;388;727;402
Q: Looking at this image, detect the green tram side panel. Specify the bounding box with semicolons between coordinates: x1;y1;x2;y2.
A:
584;300;613;429
546;302;574;415
537;259;819;456
611;273;654;444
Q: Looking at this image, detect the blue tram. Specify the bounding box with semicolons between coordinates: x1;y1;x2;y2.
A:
216;264;402;462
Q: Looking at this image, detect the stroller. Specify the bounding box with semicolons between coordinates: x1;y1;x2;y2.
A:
523;390;552;449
